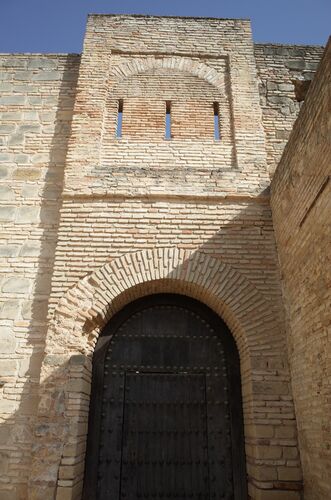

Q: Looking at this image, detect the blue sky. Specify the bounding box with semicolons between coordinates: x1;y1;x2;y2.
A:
0;0;329;53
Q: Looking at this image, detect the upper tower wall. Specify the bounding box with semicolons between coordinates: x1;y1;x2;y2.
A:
64;15;269;197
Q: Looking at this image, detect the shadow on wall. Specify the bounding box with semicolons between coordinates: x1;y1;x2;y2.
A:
0;55;79;500
26;231;300;499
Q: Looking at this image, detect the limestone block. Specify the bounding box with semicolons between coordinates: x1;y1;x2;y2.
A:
19;242;41;257
0;124;16;133
0;399;17;413
19;353;43;377
0;452;9;475
0;206;16;221
2;277;31;293
31;153;50;164
0;95;26;105
286;59;306;70
21;184;39;198
16;206;40;224
27;58;58;69
0;300;21;319
32;71;62;81
0;359;17;376
23;111;39;120
19;124;41;133
13;70;33;80
14;153;29;164
0;185;15;200
13;168;41;181
8;132;24;146
0;327;16;353
0;245;18;257
0;166;9;178
21;299;48;321
0;153;13;164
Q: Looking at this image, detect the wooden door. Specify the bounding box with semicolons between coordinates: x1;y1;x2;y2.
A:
83;294;247;499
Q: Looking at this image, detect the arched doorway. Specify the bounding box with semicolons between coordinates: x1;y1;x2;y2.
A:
83;294;247;499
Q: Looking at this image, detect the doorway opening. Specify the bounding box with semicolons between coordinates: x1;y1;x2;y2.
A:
83;294;247;499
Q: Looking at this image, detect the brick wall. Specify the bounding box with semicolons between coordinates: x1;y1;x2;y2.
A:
271;39;331;500
0;54;80;499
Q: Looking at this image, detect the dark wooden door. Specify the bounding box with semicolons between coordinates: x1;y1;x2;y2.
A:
83;294;247;500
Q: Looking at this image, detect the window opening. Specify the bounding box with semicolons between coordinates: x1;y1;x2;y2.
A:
214;102;220;140
165;101;171;140
116;99;123;138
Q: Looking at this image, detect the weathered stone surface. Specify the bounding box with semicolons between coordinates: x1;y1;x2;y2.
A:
19;242;41;257
13;167;40;181
2;277;31;293
0;452;9;475
0;299;21;319
0;95;26;105
0;206;16;221
0;359;17;376
0;399;17;413
0;185;15;200
0;245;18;257
0;327;16;353
16;206;40;223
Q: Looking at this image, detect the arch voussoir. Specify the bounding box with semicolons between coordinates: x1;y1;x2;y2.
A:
109;57;225;93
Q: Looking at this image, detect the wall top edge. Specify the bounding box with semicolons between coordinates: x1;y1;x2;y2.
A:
0;53;80;57
87;13;251;22
254;42;325;49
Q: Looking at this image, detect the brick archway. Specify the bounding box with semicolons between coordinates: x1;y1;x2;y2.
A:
30;248;300;500
109;57;225;92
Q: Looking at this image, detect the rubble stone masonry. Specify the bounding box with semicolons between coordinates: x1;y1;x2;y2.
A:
0;14;328;500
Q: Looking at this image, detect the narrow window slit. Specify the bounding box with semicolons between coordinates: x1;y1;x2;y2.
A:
213;102;220;140
165;101;171;140
116;99;123;138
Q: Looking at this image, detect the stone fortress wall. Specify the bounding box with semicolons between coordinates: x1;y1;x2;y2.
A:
271;40;331;500
0;14;328;500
